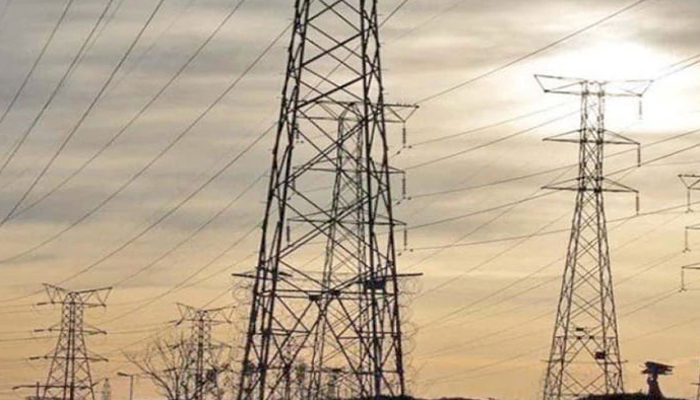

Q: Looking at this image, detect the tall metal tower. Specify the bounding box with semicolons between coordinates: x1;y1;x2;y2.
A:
236;2;417;400
535;75;651;400
32;284;111;400
178;304;233;400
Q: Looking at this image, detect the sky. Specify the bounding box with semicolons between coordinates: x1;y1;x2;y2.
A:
0;0;700;399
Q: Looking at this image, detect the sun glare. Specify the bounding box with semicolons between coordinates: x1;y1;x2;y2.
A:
546;41;659;81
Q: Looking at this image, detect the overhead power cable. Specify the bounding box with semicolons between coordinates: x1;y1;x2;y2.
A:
0;0;75;133
405;110;579;170
0;0;167;225
0;25;287;295
418;209;684;334
9;0;250;221
107;172;264;288
409;101;572;148
0;0;117;179
416;0;651;104
54;127;270;286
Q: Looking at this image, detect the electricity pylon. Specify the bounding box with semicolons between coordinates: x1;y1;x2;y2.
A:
236;2;417;400
535;75;651;400
100;379;110;400
29;284;111;400
178;304;233;400
679;174;700;251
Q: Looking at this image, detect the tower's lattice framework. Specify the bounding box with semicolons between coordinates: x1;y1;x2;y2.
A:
236;2;415;400
536;75;650;400
33;284;111;400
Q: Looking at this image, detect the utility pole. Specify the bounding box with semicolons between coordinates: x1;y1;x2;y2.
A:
235;2;418;400
536;75;651;400
20;284;111;400
178;304;232;400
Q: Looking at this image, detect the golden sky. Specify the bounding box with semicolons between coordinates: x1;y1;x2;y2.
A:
1;0;700;399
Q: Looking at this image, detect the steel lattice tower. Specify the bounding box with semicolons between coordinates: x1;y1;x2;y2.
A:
679;174;700;251
536;75;651;400
33;284;111;400
236;2;416;400
178;304;232;400
100;379;110;400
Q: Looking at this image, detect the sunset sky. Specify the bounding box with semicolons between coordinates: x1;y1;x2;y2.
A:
0;0;700;399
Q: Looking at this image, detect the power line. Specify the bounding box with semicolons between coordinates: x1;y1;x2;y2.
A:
416;0;651;104
402;148;693;337
0;0;168;225
409;200;693;251
415;272;692;387
0;0;75;133
103;0;199;95
0;26;287;304
13;0;410;324
54;127;269;286
418;208;685;335
406;203;695;382
405;50;700;200
410;191;557;231
409;100;572;148
405;110;578;170
0;0;117;179
107;173;263;288
10;0;250;221
405;121;700;239
101;248;254;326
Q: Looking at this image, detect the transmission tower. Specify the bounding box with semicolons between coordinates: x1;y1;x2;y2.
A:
26;284;111;400
100;379;110;400
178;304;233;400
535;75;651;400
679;174;700;251
236;2;418;400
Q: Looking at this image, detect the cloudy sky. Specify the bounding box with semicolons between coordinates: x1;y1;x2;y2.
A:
0;0;699;399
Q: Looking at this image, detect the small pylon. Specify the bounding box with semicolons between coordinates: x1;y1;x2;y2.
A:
27;284;111;400
680;174;700;212
177;304;233;400
680;175;700;251
100;379;110;400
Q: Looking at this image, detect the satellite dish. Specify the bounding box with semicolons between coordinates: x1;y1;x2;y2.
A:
642;360;674;399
